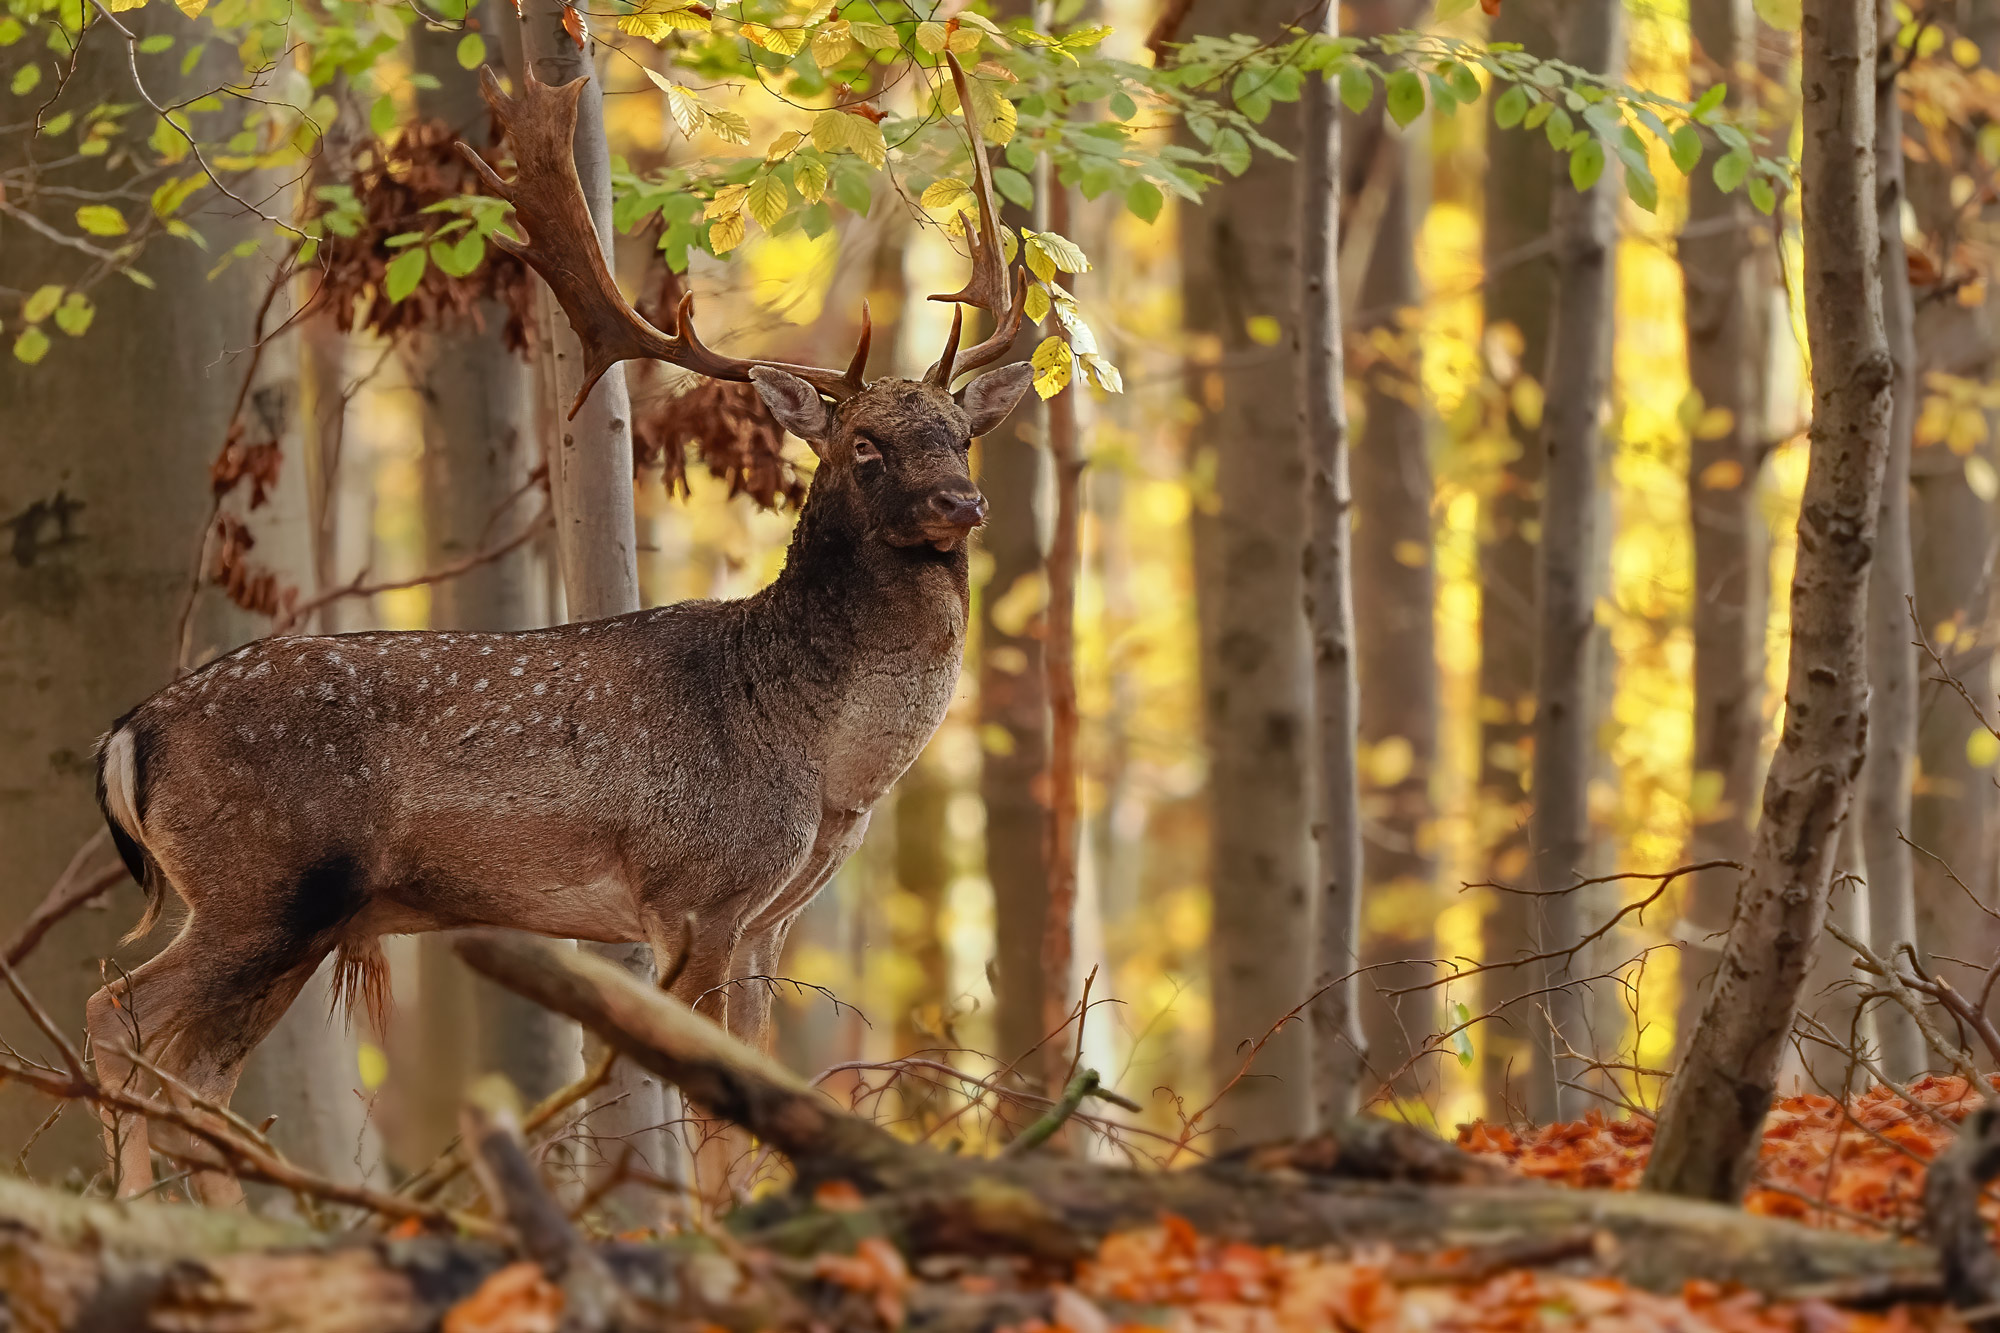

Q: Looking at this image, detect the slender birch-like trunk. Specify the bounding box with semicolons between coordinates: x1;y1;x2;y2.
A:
1300;3;1364;1124
1859;0;1922;1076
1643;0;1894;1201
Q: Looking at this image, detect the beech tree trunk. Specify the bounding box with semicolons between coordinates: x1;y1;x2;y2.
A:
1529;0;1624;1121
893;749;951;1061
514;0;667;1194
1301;3;1364;1125
410;12;583;1138
1907;6;2000;993
1346;2;1436;1098
1181;0;1316;1144
1643;0;1894;1201
1477;0;1559;1123
1859;0;1923;1076
976;193;1050;1066
1677;0;1771;1062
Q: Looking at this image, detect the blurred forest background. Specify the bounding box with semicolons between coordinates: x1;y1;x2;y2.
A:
2;0;1991;1204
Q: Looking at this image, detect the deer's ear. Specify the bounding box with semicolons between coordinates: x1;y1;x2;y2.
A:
751;367;835;451
956;362;1035;437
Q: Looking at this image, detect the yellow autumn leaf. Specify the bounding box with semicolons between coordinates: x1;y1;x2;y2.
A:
1970;728;2000;770
1023;281;1051;325
173;0;207;16
915;20;947;52
1031;333;1071;399
1916;394;1951;447
703;182;749;221
1692;405;1735;440
1393;539;1428;568
765;129;805;161
946;25;982;53
75;204;127;236
107;0;148;11
811;21;852;66
793;157;827;203
743;22;806;55
810;108;885;168
1967;454;1999;502
920;176;971;210
1948;406;1989;455
746;173;790;229
709;209;747;254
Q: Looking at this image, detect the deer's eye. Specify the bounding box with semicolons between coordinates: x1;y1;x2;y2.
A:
854;435;884;463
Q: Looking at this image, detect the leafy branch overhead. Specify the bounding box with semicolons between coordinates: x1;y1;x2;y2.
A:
2;0;1792;378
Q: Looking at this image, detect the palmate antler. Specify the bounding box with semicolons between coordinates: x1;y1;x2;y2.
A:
924;52;1029;389
458;68;870;417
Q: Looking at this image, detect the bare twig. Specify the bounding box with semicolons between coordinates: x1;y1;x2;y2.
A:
4;829;128;969
999;1068;1099;1158
1826;919;1983;1082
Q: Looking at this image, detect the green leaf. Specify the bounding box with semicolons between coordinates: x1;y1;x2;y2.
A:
1385;69;1424;128
384;231;426;248
1747;174;1777;215
1493;82;1528;130
1212;126;1250;176
75;205;127;236
1435;0;1476;18
1339;65;1373;114
1569;138;1605;191
1450;1003;1475;1068
1713;147;1751;193
1669;123;1703;174
53;292;93;336
370;94;396;138
994;165;1033;209
0;18;23;45
11;63;41;96
456;33;485;69
1544;105;1575;150
1690;82;1727;122
14;325;51;364
1124;179;1162;223
1443;61;1480;104
384;245;427;302
1110;90;1135;120
138;34;173;53
1625;164;1658;213
22;285;62;323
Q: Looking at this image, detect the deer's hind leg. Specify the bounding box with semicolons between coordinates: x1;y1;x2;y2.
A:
85;912;332;1204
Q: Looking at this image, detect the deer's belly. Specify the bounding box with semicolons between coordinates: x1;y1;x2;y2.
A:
818;658;959;811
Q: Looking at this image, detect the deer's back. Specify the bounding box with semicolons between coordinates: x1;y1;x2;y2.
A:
110;606;826;935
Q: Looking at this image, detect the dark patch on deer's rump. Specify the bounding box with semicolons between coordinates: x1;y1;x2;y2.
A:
284;851;368;943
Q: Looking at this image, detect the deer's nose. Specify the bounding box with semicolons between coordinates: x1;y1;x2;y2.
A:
928;490;988;529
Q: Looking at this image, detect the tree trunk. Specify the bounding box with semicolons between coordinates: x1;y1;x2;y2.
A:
893;749;951;1062
1180;0;1316;1144
1528;0;1624;1121
1301;4;1364;1125
514;0;666;1196
1345;3;1436;1101
1477;0;1559;1124
1643;0;1894;1201
1859;0;1923;1077
1677;0;1772;1063
977;181;1050;1066
1907;6;2000;1000
410;8;582;1140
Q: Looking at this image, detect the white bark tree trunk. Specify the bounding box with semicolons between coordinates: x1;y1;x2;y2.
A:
1301;2;1364;1125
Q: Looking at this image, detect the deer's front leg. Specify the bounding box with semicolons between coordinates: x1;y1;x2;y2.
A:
727;809;869;1051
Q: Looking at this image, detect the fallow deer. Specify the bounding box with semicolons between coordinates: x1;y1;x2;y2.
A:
86;56;1032;1198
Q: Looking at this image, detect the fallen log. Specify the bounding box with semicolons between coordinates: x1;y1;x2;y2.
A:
452;931;1947;1302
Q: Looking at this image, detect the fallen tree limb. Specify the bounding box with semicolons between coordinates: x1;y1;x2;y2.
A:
454;931;1948;1300
1924;1101;2000;1330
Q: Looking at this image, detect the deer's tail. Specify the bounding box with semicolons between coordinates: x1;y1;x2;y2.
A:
95;723;168;944
332;938;393;1033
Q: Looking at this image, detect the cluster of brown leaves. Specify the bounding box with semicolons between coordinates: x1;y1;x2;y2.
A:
206;513;298;620
1458;1075;1990;1236
313;118;537;349
633;375;805;510
1049;1217;1953;1333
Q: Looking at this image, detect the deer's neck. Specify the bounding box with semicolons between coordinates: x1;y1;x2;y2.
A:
748;474;969;809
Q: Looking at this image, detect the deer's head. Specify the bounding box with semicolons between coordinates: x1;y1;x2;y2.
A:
462;56;1036;557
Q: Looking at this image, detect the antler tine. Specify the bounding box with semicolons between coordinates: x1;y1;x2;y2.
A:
925;306;965;387
463;66;870;414
923;52;1024;385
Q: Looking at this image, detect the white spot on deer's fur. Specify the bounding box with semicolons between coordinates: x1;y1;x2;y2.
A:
324;744;337;760
378;646;389;656
510;667;524;677
293;687;306;698
237;726;257;743
441;705;459;720
458;726;480;744
515;656;528;665
249;661;271;679
420;648;433;660
359;766;373;780
327;652;343;665
533;683;547;695
481;646;494;656
475;679;490;692
204;703;218;717
227;665;244;679
447;672;460;687
318;683;336;702
272;723;286;738
585;689;597;702
505;723;522;735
